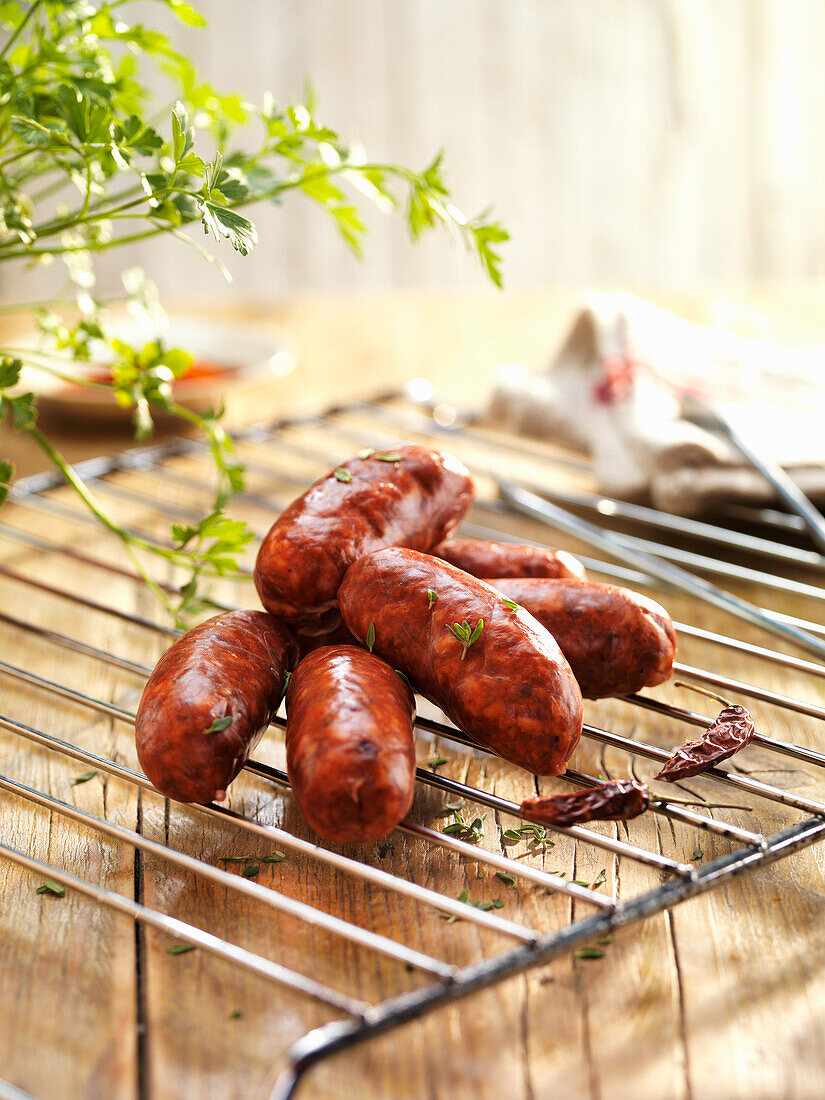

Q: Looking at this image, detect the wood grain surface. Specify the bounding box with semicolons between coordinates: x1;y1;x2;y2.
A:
2;291;825;1100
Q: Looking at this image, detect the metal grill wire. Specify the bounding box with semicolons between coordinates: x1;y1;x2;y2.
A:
2;390;825;1098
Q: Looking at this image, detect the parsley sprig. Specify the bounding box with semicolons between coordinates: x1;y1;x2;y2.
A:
0;1;507;626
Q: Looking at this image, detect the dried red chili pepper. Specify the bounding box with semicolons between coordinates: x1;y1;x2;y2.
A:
654;703;755;782
520;779;650;827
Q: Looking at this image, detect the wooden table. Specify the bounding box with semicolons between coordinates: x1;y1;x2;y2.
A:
2;288;825;1100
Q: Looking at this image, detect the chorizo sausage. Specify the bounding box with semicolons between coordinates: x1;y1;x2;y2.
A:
339;548;583;775
135;611;296;804
488;577;676;698
285;645;416;843
254;445;474;632
433;538;585;580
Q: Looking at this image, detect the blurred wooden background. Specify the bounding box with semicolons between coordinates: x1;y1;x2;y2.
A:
74;0;825;298
7;0;825;302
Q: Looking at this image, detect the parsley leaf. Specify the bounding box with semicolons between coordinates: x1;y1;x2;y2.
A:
0;460;13;507
200;201;258;256
0;358;22;389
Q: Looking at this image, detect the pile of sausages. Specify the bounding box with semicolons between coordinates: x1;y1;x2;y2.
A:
135;445;677;843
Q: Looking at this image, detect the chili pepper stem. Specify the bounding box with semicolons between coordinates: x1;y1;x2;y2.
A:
650;796;753;811
673;680;733;708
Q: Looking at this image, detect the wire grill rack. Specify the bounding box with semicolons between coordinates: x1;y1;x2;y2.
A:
3;387;825;1099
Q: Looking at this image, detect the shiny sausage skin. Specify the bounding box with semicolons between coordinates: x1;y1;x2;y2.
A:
487;578;676;699
339;548;583;775
434;539;585;580
135;611;297;804
254;445;474;632
285;645;416;843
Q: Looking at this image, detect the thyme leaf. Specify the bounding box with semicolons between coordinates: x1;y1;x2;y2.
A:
574;946;606;960
204;716;232;734
36;880;66;898
71;770;99;785
446;618;483;660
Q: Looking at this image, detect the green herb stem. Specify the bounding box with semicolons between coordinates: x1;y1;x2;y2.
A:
0;0;45;62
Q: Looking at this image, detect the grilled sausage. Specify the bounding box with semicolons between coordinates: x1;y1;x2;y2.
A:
434;538;585;580
285;645;416;843
339;548;583;775
135;611;296;804
254;445;474;632
487;577;676;698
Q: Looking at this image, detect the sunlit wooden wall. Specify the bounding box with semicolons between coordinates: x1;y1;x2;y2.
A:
42;0;825;295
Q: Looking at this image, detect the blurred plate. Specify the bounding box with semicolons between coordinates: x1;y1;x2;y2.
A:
19;316;295;425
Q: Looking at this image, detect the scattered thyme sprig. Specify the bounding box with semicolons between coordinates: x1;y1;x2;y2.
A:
446;618;483;660
442;809;486;843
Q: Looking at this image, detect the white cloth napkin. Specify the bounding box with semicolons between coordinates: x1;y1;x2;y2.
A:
487;291;825;515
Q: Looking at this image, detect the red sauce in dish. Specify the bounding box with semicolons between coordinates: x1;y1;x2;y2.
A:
81;359;231;386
